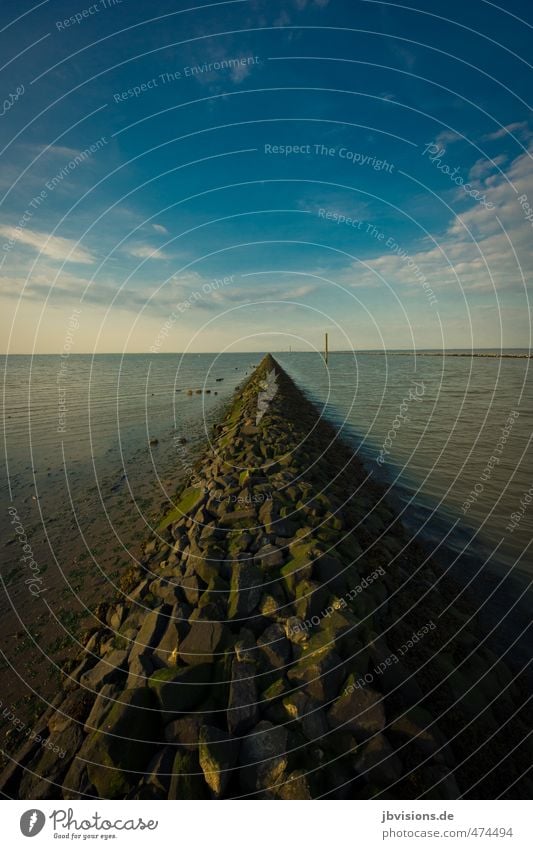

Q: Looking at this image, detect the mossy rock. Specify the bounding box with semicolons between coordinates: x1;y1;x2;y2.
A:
148;664;212;714
294;579;329;621
193;557;221;585
169;750;208;799
279;543;315;594
85;688;161;799
226;530;253;558
262;677;289;701
158;487;204;530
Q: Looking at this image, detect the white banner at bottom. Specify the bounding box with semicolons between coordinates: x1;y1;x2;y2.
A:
4;800;532;848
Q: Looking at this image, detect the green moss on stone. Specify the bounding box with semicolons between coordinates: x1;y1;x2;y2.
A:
158;487;204;530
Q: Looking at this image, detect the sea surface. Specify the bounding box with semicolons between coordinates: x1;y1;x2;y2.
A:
0;351;531;716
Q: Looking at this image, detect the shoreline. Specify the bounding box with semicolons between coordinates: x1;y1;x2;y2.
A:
1;355;531;800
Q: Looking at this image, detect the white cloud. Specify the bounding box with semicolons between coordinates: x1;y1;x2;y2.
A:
127;244;171;260
152;223;169;234
356;145;533;300
24;143;82;158
0;226;95;264
435;130;463;147
230;62;254;84
483;121;532;141
469;155;507;181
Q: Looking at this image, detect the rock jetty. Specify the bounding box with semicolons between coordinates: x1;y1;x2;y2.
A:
2;355;531;799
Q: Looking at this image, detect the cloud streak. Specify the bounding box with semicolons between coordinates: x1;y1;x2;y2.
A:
0;226;95;264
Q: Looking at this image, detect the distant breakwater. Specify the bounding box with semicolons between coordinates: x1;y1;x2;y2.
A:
2;355;531;800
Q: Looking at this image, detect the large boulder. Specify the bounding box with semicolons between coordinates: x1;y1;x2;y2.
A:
227;659;259;735
328;676;386;740
255;543;284;569
257;623;292;669
199;725;239;796
79;649;128;691
287;647;345;703
293;579;328;621
279;542;315;595
240;721;288;795
282;692;329;741
313;553;350;595
273;769;313;799
168;750;207;799
152;620;184;667
129;607;171;664
227;562;263;619
127;652;155;688
164;716;204;749
84;687;161;798
354;733;403;785
178;609;228;665
138;747;175;799
148;664;212;715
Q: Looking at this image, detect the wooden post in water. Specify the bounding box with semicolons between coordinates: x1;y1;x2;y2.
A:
324;332;329;364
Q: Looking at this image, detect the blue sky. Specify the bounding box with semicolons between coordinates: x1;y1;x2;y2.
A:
1;0;532;353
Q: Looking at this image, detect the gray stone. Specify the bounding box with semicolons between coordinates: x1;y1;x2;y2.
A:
48;689;93;734
79;650;128;691
140;747;175;799
227;659;259;735
287;648;345;703
354;733;403;784
84;688;161;799
274;769;313;799
126;653;155;688
19;724;84;799
219;508;258;528
257;623;292;669
168;750;207;799
129;607;170;663
313;553;349;595
109;604;126;630
228;562;263;619
255;544;284;569
178;574;202;606
294;579;328;621
84;683;121;733
164;716;204;749
179;609;227;666
240;720;288;794
153;622;181;667
328;678;386;740
199;725;239;796
148;664;212;715
282;692;329;741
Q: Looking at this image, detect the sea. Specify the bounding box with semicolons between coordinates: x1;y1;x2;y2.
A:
1;350;531;709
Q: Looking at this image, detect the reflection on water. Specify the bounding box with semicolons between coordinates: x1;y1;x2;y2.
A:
2;351;531;583
0;350;531;709
275;351;532;579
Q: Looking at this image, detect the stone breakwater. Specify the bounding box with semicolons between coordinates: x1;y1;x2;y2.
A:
2;355;531;800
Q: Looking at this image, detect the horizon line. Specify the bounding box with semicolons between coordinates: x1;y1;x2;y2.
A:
2;347;530;356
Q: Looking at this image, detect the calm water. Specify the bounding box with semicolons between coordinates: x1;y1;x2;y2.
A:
1;353;254;591
1;351;531;595
276;351;532;580
1;350;531;702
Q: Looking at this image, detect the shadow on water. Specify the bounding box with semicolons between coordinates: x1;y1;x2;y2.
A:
295;378;533;682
